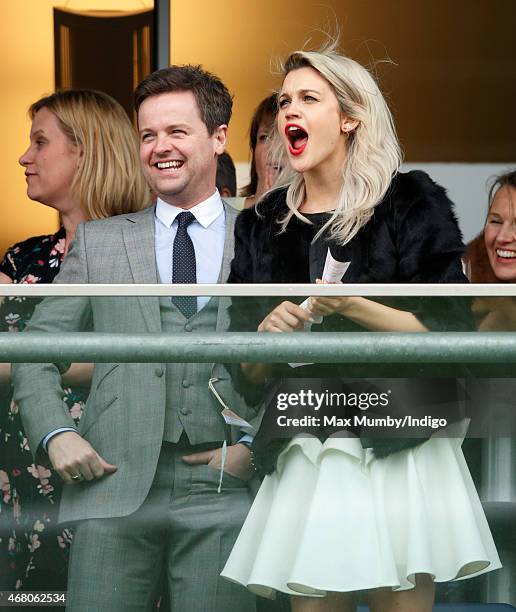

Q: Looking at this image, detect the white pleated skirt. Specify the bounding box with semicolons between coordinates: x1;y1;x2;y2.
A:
221;425;501;599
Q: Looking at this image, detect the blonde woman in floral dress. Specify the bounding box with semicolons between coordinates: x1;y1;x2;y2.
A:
0;90;148;592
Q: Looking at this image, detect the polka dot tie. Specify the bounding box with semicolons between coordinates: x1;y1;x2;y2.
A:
172;211;197;318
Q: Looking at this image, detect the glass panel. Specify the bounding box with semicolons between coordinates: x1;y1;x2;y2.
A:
0;293;514;607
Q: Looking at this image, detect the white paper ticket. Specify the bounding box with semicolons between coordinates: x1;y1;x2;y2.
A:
288;249;351;368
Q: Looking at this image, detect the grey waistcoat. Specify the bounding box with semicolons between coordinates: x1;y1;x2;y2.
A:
161;297;227;444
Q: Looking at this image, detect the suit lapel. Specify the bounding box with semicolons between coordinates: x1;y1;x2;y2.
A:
215;202;238;332
121;202;237;333
122;206;161;332
218;201;237;282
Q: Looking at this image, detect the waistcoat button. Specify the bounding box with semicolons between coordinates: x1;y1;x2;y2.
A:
182;379;190;388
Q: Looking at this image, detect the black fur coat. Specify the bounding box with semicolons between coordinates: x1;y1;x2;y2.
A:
227;171;472;472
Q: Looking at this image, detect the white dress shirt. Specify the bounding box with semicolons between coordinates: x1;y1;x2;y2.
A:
154;190;225;311
43;191;227;451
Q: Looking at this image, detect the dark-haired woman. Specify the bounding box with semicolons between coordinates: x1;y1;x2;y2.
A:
239;94;279;209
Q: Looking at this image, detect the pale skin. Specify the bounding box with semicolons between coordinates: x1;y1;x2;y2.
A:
0;362;92;387
484;185;516;283
0;221;92;387
1;110;94;389
137;90;252;480
243;67;433;611
291;574;435;612
19;108;88;256
49;91;252;485
47;431;118;485
181;442;255;480
244;165;277;209
244;118;279;209
48;432;253;485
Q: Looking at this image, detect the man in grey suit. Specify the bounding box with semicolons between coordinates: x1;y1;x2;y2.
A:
13;66;257;611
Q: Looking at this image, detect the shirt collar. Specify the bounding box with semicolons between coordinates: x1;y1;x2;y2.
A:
155;190;223;229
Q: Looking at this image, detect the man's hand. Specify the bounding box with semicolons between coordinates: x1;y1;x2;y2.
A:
182;443;254;481
47;431;117;485
258;300;313;333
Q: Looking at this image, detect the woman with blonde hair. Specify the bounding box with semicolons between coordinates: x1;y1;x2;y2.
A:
222;43;500;611
0;89;148;592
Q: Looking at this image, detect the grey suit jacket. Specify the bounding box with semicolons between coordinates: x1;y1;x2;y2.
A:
12;202;258;522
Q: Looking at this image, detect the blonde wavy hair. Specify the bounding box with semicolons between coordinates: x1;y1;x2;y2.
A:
269;40;402;245
30;90;149;219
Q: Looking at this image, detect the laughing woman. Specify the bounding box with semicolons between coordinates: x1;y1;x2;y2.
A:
221;43;501;612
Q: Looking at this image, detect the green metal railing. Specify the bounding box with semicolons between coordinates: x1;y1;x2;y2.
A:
1;328;516;603
2;331;516;363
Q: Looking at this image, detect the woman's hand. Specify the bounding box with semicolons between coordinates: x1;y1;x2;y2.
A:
310;279;427;332
258;300;313;333
309;295;353;316
309;295;355;317
241;301;313;384
309;279;355;318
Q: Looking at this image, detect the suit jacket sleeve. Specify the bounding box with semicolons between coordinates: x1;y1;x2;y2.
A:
12;223;93;457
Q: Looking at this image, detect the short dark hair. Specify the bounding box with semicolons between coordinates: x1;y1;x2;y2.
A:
134;65;232;134
240;94;277;197
216;152;237;197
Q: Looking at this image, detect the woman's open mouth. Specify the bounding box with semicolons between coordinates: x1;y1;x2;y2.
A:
285;124;308;156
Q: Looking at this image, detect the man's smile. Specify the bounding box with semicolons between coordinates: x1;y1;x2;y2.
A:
155;160;184;170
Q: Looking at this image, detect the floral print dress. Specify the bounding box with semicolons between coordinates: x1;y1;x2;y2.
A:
0;228;88;592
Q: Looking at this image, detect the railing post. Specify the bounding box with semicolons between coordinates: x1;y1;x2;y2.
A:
481;380;516;605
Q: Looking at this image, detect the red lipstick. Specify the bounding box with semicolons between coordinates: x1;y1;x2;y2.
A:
285;123;308;156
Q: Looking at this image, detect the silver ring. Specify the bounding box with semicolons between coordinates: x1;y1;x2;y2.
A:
71;474;82;481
